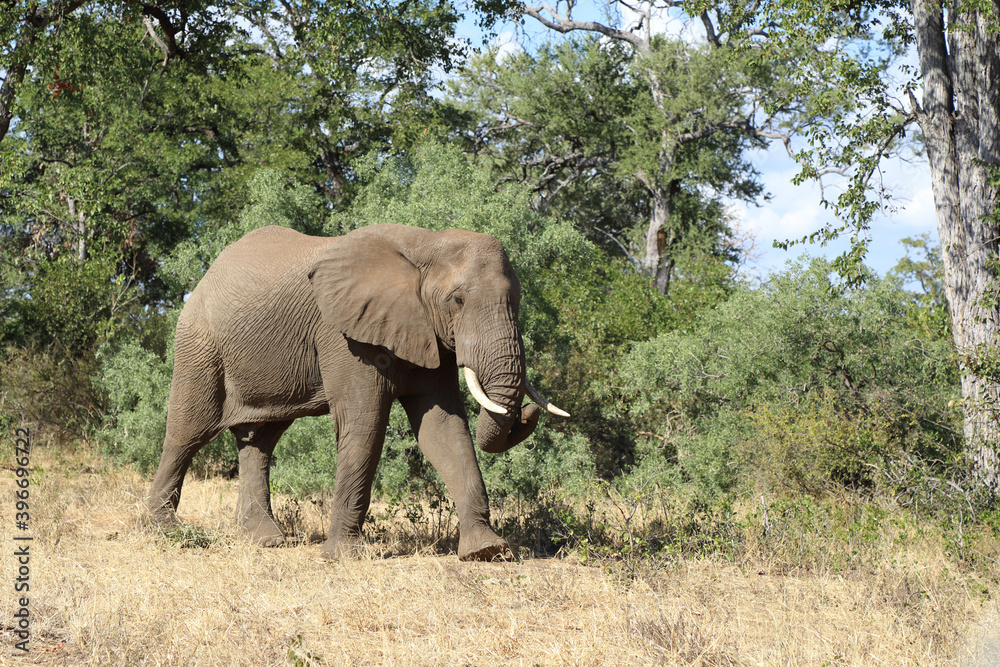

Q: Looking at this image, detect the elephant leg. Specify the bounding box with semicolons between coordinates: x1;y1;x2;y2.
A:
232;420;292;547
400;394;511;562
148;337;227;529
147;420;225;529
320;403;391;559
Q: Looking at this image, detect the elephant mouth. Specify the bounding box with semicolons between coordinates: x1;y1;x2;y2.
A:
462;366;569;418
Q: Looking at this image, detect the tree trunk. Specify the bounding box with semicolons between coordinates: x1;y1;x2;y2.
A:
643;181;681;295
912;0;1000;493
0;27;35;147
644;186;670;294
66;195;88;261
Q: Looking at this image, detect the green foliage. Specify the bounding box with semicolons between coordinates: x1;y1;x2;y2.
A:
287;634;325;667
0;242;163;436
527;250;733;476
450;36;758;277
619;256;962;501
749;390;961;497
95;338;173;472
160;168;327;295
3;251;133;352
331;140;591;280
890;235;951;340
622;257;958;420
745;496;900;573
714;0;923;281
270;419;340;497
480;429;596;501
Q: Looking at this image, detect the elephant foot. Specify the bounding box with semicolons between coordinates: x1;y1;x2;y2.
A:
239;514;286;548
319;533;364;560
246;523;286;548
458;525;513;562
146;507;183;532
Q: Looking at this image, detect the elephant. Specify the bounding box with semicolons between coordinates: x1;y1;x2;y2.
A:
147;223;568;561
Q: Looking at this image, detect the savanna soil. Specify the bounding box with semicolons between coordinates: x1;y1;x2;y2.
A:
1;445;998;666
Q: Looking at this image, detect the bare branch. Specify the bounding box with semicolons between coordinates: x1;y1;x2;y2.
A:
700;11;721;48
246;13;285;63
597;227;642;270
140;4;184;64
142;16;171;66
519;2;650;53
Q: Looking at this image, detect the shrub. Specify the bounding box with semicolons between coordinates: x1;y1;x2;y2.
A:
0;344;103;443
1;246;164;442
97;331;238;476
618;257;963;503
95;339;172;472
270;417;340;495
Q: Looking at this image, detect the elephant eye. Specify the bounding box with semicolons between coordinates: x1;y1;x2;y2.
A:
453;295;464;306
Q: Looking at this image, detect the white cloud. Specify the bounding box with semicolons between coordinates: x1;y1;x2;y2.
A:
491;29;523;62
729;147;938;277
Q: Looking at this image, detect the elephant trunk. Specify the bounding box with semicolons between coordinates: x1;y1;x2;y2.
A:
460;316;538;454
474;352;521;455
475;402;541;454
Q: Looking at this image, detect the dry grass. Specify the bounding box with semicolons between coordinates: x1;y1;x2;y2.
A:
1;445;997;666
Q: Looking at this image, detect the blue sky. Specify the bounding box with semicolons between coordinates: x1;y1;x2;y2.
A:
733;147;937;280
454;7;939;281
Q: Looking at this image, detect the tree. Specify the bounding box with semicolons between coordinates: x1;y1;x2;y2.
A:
907;0;1000;494
1;0;518;316
450;37;756;294
511;0;1000;495
720;0;1000;494
0;0;234;148
0;0;518;145
508;3;796;293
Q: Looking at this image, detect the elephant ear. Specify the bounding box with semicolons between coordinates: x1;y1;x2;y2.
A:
309;232;440;369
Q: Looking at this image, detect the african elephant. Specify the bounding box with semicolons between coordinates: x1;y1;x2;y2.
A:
147;223;568;561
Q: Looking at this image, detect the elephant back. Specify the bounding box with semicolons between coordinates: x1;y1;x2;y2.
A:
181;225;332;343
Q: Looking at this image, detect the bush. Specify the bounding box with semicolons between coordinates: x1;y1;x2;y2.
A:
618;257;963;503
748;389;963;497
97;332;238;476
0;344;103;443
480;429;596;501
0;245;165;441
95;339;172;472
270;417;340;495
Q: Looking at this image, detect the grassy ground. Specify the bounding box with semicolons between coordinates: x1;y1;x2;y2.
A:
1;445;998;666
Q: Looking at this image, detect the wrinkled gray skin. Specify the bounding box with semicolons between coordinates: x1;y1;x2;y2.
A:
147;224;545;561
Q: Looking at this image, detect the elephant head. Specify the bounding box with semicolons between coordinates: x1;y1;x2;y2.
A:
308;223;567;454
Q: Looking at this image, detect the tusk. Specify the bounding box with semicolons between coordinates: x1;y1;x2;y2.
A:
463;367;508;415
526;379;570;418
